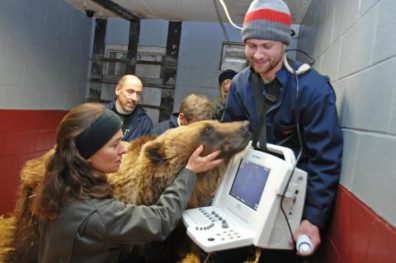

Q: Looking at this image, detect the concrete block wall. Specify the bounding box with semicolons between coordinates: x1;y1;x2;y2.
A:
0;0;92;214
0;0;92;110
298;0;396;261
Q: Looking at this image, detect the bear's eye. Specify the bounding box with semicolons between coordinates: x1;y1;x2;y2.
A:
204;127;213;135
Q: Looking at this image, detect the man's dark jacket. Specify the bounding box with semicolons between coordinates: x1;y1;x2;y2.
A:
106;101;153;141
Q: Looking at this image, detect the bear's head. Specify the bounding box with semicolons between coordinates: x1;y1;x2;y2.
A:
110;120;251;207
145;119;251;163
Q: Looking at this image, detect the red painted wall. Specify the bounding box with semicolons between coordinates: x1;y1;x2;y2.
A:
0;109;67;215
314;185;396;263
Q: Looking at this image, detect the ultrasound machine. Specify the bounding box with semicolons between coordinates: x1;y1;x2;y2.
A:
182;143;308;253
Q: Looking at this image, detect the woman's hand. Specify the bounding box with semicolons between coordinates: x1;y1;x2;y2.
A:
186;145;224;174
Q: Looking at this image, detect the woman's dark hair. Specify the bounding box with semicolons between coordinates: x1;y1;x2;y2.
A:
32;103;114;220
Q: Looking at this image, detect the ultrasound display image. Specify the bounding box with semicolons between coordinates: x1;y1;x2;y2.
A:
229;159;270;210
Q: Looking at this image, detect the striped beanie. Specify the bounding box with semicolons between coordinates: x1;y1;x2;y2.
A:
242;0;292;45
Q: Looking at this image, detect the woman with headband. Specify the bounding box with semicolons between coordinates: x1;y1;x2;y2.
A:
32;103;223;263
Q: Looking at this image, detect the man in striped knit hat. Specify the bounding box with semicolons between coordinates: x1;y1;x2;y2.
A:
221;0;343;262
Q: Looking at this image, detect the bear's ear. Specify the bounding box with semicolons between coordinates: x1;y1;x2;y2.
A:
144;141;165;165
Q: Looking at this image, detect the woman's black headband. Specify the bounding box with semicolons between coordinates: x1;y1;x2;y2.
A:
76;109;122;159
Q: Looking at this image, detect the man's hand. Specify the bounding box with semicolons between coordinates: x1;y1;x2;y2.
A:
293;219;321;256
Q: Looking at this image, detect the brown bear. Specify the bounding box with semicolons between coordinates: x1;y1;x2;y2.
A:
1;119;251;263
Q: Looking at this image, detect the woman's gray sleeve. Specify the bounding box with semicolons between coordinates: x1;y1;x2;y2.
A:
85;168;197;245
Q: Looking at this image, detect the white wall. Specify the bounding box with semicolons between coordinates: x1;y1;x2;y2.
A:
0;0;92;110
298;0;396;227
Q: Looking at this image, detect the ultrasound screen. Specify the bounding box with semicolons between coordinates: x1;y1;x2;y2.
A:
229;159;270;210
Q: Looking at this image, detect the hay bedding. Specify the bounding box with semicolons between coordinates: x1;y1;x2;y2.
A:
0;216;15;262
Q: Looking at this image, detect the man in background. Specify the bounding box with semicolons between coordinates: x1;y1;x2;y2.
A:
106;74;153;141
212;69;237;120
152;93;213;135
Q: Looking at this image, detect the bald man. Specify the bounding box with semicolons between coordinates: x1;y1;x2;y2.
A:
106;74;153;141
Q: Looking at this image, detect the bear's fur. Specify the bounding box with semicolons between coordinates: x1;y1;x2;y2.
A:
1;149;55;263
0;216;15;262
1;120;251;263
